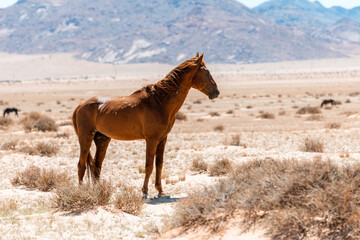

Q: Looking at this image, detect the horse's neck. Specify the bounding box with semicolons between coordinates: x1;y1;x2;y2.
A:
162;73;193;116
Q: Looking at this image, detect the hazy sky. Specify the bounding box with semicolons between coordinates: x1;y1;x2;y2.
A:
0;0;359;9
236;0;360;9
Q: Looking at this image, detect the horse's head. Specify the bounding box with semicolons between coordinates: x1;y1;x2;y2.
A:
192;53;220;99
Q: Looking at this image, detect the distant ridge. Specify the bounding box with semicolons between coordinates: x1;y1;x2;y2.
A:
0;0;359;64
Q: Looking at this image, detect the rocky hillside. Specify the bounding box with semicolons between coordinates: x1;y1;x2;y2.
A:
255;0;360;44
0;0;358;63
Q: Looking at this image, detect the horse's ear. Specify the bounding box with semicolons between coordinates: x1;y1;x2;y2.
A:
195;52;199;57
196;53;204;64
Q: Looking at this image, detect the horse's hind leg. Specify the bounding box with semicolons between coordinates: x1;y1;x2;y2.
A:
93;132;111;180
155;136;167;197
77;132;95;184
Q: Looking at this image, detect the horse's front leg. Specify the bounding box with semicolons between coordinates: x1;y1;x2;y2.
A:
142;139;158;199
155;136;167;197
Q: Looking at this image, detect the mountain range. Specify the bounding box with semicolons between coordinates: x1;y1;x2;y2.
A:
0;0;359;64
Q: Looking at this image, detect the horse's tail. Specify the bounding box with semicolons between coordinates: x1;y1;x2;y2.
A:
72;102;83;136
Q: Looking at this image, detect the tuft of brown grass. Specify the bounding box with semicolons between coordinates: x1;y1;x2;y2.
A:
191;158;208;173
301;137;324;153
306;114;323;121
209;112;220;117
0;199;18;217
326;122;341;129
33;115;58;132
53;180;114;212
55;132;70;138
114;183;143;215
11;165;70;192
1;139;18;150
19;141;59;156
296;106;321;114
169;158;360;239
226;134;246;147
213;125;224;132
20;112;58;132
0;117;13;129
258;112;275;119
209;158;232;176
175;112;187;121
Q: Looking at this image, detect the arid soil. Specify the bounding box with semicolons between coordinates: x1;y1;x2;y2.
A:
1;53;360;239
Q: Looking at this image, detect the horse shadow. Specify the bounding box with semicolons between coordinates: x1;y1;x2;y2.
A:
146;196;181;205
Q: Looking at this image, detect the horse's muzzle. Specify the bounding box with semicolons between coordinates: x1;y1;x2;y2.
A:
209;89;220;99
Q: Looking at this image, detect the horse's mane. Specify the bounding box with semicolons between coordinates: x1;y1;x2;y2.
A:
132;57;198;97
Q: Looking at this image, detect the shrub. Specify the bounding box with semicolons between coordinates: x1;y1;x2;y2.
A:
193;99;202;104
169;158;360;239
55;132;70;138
20;112;57;132
191;158;208;173
326;122;341;129
296;106;321;114
53;181;113;212
226;134;246;147
209;159;232;176
301;137;324;153
278;110;286;116
1;139;18;150
258;112;275;119
175;112;187;121
226;110;234;114
114;183;143;215
0;117;13;129
19;142;59;157
213;125;224;132
33;116;58;132
11;165;70;192
306;114;323;121
209;112;220;117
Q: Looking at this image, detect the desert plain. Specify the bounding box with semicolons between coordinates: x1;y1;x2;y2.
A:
0;52;360;239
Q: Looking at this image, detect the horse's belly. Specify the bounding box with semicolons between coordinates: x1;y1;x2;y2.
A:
95;113;144;140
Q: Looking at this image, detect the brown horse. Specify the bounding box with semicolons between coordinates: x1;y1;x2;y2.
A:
72;53;219;199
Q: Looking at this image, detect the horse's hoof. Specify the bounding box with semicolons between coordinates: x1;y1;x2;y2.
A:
158;193;169;198
142;194;148;200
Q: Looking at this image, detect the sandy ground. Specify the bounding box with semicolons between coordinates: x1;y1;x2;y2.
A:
1;53;360;239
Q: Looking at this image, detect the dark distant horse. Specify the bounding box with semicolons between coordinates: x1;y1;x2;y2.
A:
321;99;336;108
72;53;219;199
3;107;19;117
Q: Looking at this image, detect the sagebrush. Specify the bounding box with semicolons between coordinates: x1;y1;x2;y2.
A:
170;158;360;239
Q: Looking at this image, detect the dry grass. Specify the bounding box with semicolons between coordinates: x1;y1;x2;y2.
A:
209;159;232;176
296;106;321;114
225;134;246;147
306;114;323;121
301;137;324;153
19;141;59;156
53;181;114;212
326;122;341;129
1;139;18;150
258;112;275;119
11;165;71;192
209;112;220;117
0;199;18;217
191;158;208;173
20;112;58;132
170;158;360;239
55;132;70;138
0;117;14;129
175;112;187;121
114;183;143;215
213;125;224;132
